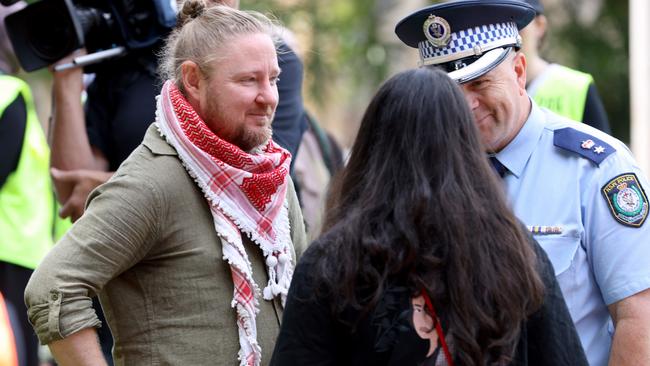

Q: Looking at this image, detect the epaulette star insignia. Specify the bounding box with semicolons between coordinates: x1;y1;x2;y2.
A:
554;128;615;165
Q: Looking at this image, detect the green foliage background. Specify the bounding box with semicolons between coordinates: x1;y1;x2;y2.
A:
241;0;389;105
545;0;629;141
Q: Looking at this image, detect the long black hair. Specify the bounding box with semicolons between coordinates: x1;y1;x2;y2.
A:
318;67;544;365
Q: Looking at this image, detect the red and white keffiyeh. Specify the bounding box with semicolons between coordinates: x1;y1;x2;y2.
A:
155;81;294;366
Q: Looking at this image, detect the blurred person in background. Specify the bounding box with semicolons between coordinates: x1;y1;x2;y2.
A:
277;25;345;238
25;3;305;365
396;1;650;364
48;3;168;362
519;0;611;133
293;111;344;238
271;67;587;366
0;3;67;365
49;24;166;223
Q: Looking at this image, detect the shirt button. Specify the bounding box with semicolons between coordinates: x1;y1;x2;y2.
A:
51;293;58;301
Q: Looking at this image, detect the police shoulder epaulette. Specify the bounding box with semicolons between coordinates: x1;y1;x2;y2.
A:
553;127;615;165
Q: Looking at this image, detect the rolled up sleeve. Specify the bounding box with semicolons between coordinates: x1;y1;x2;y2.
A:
26;288;100;344
24;165;162;344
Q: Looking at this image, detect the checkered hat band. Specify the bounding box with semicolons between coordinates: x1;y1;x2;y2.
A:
419;22;518;63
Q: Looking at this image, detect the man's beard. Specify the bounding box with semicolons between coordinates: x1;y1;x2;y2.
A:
203;100;274;151
238;124;273;152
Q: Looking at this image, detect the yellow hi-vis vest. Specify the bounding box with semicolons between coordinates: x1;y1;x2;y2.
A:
530;64;594;122
0;292;18;366
0;75;66;269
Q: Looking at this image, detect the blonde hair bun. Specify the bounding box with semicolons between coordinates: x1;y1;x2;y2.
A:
177;0;206;28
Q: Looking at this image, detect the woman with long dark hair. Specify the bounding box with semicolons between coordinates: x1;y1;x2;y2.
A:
270;68;587;365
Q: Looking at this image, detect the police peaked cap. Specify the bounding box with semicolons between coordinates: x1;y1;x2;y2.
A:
395;0;536;83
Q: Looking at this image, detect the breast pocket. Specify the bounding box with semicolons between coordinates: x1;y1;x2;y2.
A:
534;234;581;276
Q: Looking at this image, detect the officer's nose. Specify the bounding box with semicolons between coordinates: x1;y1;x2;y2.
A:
461;89;480;110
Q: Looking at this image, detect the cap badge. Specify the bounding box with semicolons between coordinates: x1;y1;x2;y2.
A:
423;15;451;47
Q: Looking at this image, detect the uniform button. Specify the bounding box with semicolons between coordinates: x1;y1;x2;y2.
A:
51;293;59;301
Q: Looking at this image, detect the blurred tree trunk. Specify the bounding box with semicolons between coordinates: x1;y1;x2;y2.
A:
629;0;650;173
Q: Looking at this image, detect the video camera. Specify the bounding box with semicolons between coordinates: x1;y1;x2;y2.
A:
3;0;176;72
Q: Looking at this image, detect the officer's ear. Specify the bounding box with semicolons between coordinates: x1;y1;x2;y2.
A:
512;52;527;94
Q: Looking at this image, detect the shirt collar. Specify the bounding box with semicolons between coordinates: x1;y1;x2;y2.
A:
494;99;545;178
144;124;178;156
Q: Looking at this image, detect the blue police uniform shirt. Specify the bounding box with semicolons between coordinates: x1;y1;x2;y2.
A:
493;101;650;366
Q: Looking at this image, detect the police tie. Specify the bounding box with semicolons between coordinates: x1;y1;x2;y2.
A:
489;156;508;178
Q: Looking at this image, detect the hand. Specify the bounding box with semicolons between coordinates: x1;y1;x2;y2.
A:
50;49;87;94
49;48;87;72
51;168;113;222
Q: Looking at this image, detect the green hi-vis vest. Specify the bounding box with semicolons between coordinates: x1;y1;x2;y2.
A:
530;64;594;122
0;75;69;269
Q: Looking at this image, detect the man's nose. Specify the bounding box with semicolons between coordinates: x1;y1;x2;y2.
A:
256;81;278;108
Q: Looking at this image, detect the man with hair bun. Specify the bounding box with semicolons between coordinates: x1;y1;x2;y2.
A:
25;3;306;365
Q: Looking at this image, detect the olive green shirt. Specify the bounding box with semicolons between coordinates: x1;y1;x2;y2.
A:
25;125;307;365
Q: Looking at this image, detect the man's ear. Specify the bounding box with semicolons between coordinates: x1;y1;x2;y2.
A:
181;61;202;103
513;52;527;95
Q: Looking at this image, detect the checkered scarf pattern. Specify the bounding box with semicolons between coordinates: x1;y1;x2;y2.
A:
155;81;294;366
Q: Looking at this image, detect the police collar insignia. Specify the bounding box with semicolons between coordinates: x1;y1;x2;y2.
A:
423;15;451;47
602;173;648;227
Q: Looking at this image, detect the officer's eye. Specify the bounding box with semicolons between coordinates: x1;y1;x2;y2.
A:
469;79;488;89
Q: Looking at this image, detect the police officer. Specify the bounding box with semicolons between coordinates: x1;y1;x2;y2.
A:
395;1;650;365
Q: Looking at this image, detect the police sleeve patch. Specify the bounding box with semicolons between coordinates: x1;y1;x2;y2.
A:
554;128;615;165
601;173;649;227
